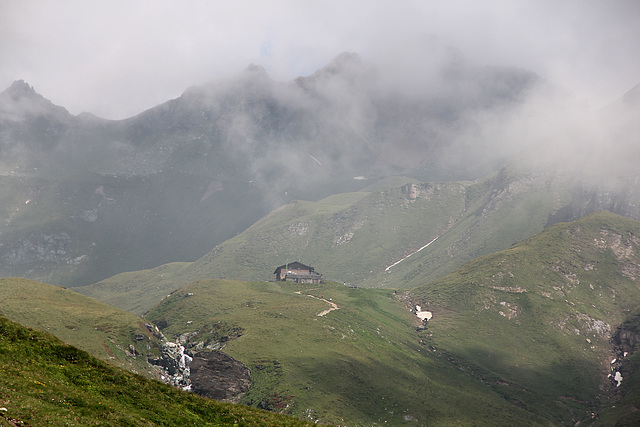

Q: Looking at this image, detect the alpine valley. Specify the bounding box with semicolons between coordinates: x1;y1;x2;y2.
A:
1;53;639;426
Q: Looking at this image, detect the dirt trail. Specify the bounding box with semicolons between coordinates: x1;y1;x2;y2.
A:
295;291;339;316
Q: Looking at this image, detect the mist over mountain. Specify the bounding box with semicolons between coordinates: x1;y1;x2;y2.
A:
2;48;640;425
0;52;553;285
0;50;639;288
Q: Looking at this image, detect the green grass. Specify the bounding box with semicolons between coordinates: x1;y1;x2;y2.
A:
5;212;640;425
0;278;162;378
81;179;472;315
408;211;640;424
75;262;191;316
0;315;312;426
145;279;561;425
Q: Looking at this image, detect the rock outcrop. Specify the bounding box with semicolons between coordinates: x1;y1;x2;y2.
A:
609;312;640;391
190;350;251;403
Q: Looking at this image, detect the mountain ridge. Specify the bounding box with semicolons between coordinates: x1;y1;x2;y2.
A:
0;53;549;287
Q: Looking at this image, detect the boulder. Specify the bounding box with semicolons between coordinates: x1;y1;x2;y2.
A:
190;350;251;403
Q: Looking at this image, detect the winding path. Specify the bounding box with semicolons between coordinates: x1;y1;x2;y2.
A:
295;291;339;316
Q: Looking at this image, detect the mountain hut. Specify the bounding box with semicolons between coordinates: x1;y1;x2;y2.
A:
273;262;322;284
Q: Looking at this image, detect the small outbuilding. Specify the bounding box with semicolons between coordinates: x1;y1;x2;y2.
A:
273;262;322;284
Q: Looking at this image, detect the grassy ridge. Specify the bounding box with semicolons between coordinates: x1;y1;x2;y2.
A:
0;278;161;377
141;211;640;425
0;315;311;426
5;211;639;424
74;262;191;316
367;165;571;288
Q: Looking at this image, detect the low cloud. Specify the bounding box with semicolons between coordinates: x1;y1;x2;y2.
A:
1;1;639;119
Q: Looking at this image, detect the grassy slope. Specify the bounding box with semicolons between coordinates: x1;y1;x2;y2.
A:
0;278;161;378
78;177;469;314
79;166;571;316
145;279;555;426
0;315;311;427
74;262;191;316
365;165;570;288
409;211;640;425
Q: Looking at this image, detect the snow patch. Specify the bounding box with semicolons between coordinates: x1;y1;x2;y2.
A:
614;371;623;387
415;305;432;321
385;236;439;271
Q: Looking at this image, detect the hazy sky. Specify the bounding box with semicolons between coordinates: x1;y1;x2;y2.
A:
1;0;639;119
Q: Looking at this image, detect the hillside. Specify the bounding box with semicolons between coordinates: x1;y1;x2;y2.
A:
408;211;640;425
0;278;162;378
0;170;267;286
4;212;640;425
137;211;640;425
0;314;311;426
144;279;549;426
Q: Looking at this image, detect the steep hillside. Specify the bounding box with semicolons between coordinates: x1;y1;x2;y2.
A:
408;211;640;425
0;278;162;378
0;170;267;286
0;315;311;426
596;307;640;426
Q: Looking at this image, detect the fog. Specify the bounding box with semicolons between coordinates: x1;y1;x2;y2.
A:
2;0;639;119
2;0;640;288
1;0;639;199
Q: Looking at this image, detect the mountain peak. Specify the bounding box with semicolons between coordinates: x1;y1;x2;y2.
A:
2;80;39;100
296;52;369;89
0;79;70;119
319;52;363;75
244;63;268;76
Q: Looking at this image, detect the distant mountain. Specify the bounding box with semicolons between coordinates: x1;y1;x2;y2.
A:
0;53;544;286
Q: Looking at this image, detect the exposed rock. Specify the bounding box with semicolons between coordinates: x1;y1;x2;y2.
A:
576;313;611;338
1;232;72;264
608;312;640;393
190;350;251;403
401;182;434;202
148;341;192;390
613;325;640;354
287;222;308;236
